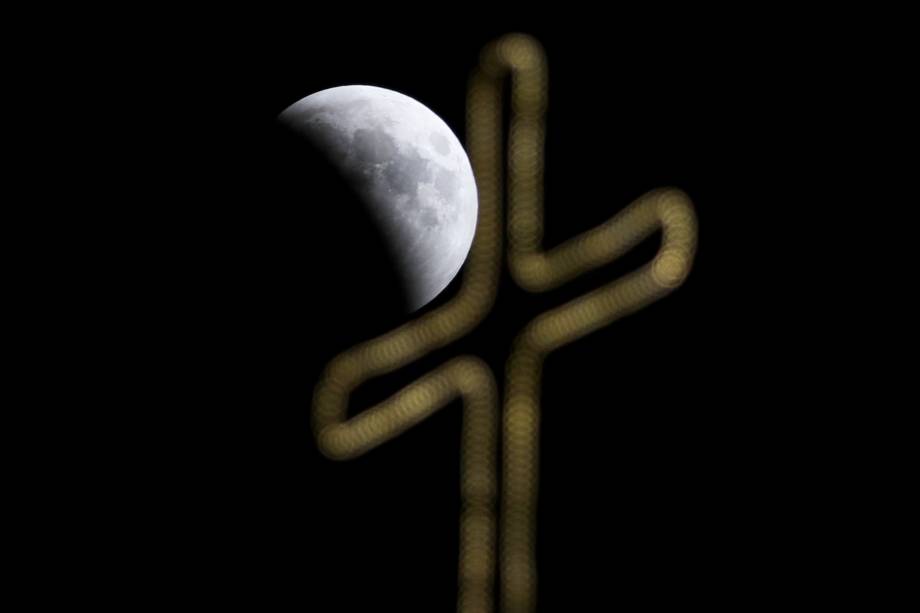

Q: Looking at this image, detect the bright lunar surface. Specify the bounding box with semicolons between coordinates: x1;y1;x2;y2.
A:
278;85;478;311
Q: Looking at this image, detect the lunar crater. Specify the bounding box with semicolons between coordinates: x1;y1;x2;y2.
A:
279;85;478;311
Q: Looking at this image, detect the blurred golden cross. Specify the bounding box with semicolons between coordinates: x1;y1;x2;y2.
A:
312;33;697;613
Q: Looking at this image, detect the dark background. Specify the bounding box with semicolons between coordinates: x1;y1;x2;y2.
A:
59;9;885;610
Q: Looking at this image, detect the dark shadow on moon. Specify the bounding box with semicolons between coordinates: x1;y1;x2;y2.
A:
247;123;411;354
278;87;476;312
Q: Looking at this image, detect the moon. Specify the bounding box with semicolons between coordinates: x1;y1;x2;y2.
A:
278;85;478;311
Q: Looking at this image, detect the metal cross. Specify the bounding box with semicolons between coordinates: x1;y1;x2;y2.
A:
312;33;698;613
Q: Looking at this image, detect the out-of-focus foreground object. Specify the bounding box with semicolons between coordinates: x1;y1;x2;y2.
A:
313;33;697;613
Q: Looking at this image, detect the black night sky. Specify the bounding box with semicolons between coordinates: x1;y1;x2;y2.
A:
55;8;888;610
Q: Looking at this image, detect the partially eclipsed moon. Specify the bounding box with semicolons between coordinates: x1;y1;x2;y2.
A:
278;85;478;311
